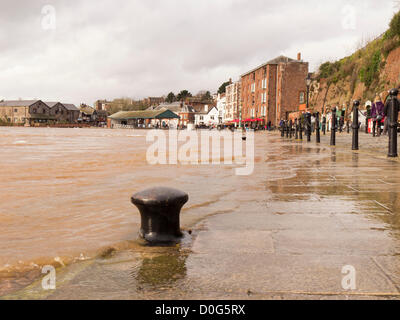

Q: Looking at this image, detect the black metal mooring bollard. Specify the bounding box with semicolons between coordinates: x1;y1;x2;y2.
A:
295;119;299;140
388;88;399;158
131;187;189;243
306;113;311;142
352;100;360;151
330;108;336;146
316;112;321;144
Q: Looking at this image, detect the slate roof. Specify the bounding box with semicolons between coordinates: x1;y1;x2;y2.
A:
0;100;40;107
63;104;79;111
241;55;304;77
155;102;195;113
109;109;180;120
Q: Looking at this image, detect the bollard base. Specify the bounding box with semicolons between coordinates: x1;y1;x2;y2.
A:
139;230;183;244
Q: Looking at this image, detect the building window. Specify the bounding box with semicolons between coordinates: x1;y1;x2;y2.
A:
299;92;305;104
14;109;18;113
251;83;255;93
200;116;204;120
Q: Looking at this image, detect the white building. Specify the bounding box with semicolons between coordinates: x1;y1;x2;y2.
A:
194;105;219;127
216;93;226;124
225;81;240;124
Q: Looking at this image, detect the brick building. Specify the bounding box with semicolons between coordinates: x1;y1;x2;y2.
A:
240;53;308;126
143;97;165;107
0;100;79;125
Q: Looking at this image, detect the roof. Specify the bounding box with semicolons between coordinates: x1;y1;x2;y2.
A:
0;100;40;107
63;104;79;111
109;109;180;120
44;102;60;108
196;106;218;115
241;55;305;77
155;102;195;113
80;106;96;115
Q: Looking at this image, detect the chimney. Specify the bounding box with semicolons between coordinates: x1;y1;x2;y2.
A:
297;52;302;61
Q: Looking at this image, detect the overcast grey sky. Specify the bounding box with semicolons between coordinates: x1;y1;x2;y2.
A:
0;0;397;105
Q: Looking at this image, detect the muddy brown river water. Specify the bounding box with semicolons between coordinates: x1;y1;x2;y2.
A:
0;127;277;292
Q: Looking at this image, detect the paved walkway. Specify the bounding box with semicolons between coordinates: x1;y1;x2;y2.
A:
4;132;400;300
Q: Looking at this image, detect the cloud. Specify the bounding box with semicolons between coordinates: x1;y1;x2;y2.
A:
0;0;396;105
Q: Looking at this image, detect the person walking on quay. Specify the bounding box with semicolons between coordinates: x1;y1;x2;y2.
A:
371;95;384;137
364;101;372;134
322;114;327;135
339;114;345;133
383;94;391;136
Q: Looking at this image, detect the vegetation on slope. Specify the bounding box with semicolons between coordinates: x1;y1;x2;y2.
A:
316;10;400;100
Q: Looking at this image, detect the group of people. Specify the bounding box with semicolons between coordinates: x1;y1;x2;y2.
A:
278;91;399;137
364;94;390;137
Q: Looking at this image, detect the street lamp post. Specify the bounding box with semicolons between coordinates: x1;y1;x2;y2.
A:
306;74;312;142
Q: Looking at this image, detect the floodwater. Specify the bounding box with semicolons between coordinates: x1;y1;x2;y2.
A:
0;127;271;295
2;127;400;299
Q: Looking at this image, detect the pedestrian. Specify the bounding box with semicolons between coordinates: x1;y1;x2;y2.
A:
339;115;344;133
371;95;384;137
364;101;372;134
383;94;391;135
322;114;327;135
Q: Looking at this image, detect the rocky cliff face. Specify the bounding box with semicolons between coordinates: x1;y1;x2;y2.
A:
309;43;400;114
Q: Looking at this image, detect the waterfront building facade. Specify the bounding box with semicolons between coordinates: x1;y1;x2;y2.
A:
240;53;308;127
225;81;241;123
0;100;79;125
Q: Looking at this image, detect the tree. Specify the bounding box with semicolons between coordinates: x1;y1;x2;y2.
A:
201;91;212;101
388;10;400;38
166;92;176;103
176;90;192;101
218;81;231;94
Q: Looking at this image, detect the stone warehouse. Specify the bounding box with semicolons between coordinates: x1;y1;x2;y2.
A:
241;53;309;127
0;100;79;125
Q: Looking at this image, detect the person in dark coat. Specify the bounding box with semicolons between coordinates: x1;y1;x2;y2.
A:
371;95;384;137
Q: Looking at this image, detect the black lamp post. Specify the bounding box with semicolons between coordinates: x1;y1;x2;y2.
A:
306;74;312;111
306;74;312;142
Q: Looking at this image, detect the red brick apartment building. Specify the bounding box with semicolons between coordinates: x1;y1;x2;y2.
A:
240;53;308;126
